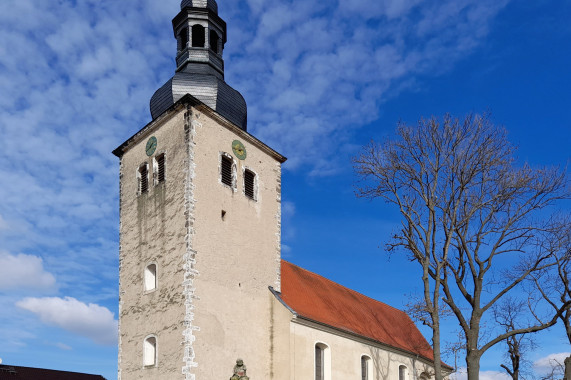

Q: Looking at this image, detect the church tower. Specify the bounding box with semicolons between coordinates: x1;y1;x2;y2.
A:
113;1;286;379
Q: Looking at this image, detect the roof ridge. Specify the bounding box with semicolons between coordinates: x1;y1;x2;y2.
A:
281;260;409;316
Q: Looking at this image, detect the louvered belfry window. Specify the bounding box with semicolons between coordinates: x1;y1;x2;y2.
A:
315;345;324;380
244;169;255;199
156;154;166;183
139;164;149;194
221;155;233;187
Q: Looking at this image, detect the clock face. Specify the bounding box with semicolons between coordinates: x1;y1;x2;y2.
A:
232;140;247;160
146;136;158;156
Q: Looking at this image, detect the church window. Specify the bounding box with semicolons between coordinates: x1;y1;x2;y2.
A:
179;27;188;51
138;163;149;194
221;154;233;187
399;365;408;380
361;356;371;380
315;343;330;380
244;169;256;200
154;153;166;184
192;24;205;48
144;264;157;292
209;30;220;53
143;336;157;367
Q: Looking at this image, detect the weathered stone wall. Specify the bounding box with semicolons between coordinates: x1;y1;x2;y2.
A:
118;109;188;380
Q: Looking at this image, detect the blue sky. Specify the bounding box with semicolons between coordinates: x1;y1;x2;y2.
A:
0;0;569;379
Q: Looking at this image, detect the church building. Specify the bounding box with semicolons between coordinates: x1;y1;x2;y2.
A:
112;1;452;379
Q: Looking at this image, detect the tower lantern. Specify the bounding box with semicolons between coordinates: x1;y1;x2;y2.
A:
150;0;247;130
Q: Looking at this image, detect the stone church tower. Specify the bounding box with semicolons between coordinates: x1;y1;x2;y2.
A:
113;1;286;379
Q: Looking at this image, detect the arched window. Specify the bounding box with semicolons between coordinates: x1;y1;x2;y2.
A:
399;365;408;380
143;336;157;367
209;30;220;53
138;163;149;195
315;343;330;380
144;264;157;291
361;355;371;380
178;27;188;51
244;169;256;200
192;24;205;47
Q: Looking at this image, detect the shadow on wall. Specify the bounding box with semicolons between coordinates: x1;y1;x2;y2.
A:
368;346;435;380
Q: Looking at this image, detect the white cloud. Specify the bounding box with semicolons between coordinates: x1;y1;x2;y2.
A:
451;368;511;380
534;352;570;373
282;201;296;219
0;214;7;230
16;296;118;346
0;252;57;292
55;342;73;351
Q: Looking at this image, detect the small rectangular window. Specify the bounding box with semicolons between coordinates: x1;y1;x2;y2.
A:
139;164;149;194
144;337;157;367
156;154;166;184
144;264;157;291
244;170;255;200
221;155;233;187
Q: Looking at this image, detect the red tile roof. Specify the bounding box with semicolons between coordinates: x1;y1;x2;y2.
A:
279;260;447;366
0;365;106;380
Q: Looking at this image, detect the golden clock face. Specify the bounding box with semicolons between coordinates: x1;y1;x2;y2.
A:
232;140;247;160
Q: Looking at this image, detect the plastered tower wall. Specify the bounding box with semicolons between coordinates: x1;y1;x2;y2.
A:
116;101;285;380
118;109;188;380
190;106;283;379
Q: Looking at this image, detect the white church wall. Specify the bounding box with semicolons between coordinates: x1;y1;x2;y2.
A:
289;319;447;380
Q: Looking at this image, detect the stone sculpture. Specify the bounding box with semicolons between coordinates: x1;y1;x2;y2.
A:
230;359;249;380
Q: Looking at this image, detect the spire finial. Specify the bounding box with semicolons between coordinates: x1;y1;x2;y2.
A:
181;0;218;13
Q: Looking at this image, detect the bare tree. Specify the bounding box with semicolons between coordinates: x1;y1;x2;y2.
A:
531;220;571;380
353;114;570;380
539;358;565;380
493;297;537;380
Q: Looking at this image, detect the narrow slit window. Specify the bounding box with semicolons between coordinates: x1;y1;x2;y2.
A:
361;356;369;380
315;345;324;380
143;336;157;367
209;30;220;53
144;264;157;291
192;25;205;48
138;164;149;194
156;154;166;184
399;365;407;380
244;169;255;200
221;155;233;187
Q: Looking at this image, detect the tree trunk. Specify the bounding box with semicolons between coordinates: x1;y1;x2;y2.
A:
564;355;571;380
433;322;443;380
466;349;480;380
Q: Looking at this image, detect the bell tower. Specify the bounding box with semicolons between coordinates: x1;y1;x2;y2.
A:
114;1;286;379
174;0;225;78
